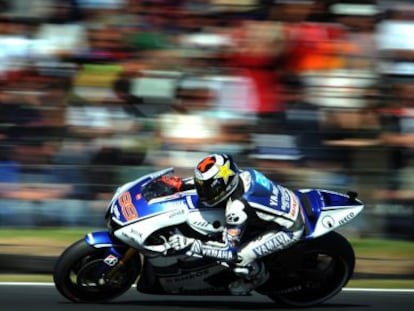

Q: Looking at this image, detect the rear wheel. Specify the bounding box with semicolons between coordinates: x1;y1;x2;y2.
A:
260;232;355;307
53;239;141;303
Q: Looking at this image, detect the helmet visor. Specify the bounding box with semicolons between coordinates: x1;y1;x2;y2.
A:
195;174;238;207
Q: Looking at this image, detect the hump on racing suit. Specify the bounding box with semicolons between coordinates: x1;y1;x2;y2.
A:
239;169;302;230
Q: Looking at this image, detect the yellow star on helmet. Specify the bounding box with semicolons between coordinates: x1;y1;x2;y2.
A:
215;160;235;185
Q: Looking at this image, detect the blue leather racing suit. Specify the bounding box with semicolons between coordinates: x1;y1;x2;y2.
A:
187;169;305;266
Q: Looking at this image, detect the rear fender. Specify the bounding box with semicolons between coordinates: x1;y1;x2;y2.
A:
297;190;364;239
310;204;363;238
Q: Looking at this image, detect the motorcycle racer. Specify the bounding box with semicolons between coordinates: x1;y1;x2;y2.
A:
154;153;305;295
54;154;363;304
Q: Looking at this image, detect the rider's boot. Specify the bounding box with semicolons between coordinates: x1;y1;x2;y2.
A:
228;261;269;295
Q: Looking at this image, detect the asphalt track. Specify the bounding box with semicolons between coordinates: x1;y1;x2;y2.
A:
0;283;413;311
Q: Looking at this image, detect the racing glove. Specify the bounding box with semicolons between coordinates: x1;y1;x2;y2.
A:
168;233;195;251
168;232;236;262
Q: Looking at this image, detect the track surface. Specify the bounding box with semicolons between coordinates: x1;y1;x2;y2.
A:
0;284;413;311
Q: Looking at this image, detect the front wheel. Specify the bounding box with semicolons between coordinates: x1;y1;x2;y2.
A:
53;239;141;303
260;231;355;307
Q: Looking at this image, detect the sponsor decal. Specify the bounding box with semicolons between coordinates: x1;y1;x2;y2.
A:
270;195;278;207
214;160;235;185
128;228;144;244
255;171;271;190
289;193;298;218
160;266;225;294
163;200;188;210
118;191;138;221
269;185;280;206
269;185;295;213
202;248;233;261
280;188;291;212
191;241;233;261
104;254;119;267
169;208;186;219
164;269;209;284
191;240;203;255
253;232;292;257
338;212;354;225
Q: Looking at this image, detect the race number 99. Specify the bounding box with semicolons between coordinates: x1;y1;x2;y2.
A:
118;192;138;221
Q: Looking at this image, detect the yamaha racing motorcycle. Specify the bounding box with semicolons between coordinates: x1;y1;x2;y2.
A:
53;168;364;307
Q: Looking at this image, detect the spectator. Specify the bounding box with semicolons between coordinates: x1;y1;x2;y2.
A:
282;74;325;166
378;79;414;199
34;1;89;59
154;76;222;170
377;4;414;77
224;18;286;134
332;1;379;71
112;76;146;118
62;72;146;199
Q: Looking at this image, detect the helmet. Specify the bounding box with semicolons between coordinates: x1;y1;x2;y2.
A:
194;154;240;207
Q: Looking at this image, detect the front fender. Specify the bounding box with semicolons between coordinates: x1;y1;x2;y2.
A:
85;231;127;249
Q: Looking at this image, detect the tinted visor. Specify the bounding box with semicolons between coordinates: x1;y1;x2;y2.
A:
195;178;227;206
195;174;239;207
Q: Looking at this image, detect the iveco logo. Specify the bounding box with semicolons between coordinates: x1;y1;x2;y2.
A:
339;212;355;225
322;216;335;229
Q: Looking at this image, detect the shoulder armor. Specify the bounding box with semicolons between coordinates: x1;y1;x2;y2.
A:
240;170;252;192
226;199;248;225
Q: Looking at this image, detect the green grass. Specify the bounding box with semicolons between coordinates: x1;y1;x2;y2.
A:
0;274;53;283
1;228;413;258
347;279;414;289
0;227;102;243
350;238;414;258
1;228;414;288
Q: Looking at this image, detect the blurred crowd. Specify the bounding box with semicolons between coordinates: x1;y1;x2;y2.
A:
0;0;414;236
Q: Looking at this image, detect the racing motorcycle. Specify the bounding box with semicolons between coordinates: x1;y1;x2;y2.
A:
53;168;364;307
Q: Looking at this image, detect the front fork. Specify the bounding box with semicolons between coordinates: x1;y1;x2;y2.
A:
85;231;139;285
104;248;138;278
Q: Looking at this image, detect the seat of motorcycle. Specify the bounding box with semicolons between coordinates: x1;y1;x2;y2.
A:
296;191;323;237
297;190;322;223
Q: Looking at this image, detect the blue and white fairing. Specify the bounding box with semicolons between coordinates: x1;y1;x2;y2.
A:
103;167;362;254
106;168;225;252
106;168;175;222
296;189;364;239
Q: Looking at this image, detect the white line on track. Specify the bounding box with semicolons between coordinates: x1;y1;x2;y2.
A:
343;288;414;293
0;282;413;293
0;282;55;286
